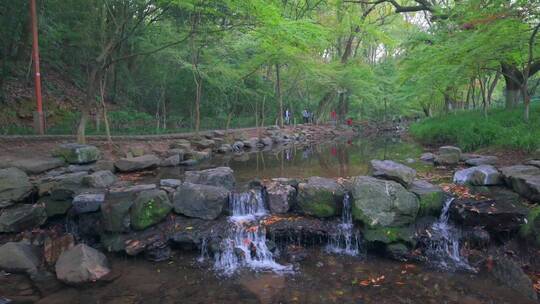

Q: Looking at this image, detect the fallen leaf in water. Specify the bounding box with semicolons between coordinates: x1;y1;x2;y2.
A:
185;226;193;230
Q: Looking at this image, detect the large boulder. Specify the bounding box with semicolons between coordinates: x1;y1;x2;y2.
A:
369;160;416;187
465;155;498;166
114;155;160;172
184;167;235;190
297;177;344;218
435;146;461;165
453;165;503;186
82;170;117;188
55;244;110;284
170;139;191;150
347;176;419;227
492;257;538;301
409;180;444;216
0;242;40;274
3;158;65;175
500;165;540;202
54;144;100;164
101;195;134;233
265;181;297;214
38;172;88;199
130;190;172;230
173;183;229;220
450;198;528;233
72;193;106;214
0;167;34;208
193;139;215;149
160;154;181;167
0;204;47;232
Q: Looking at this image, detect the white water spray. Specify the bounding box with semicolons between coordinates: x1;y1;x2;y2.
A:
426;197;472;271
326;193;361;256
214;189;292;275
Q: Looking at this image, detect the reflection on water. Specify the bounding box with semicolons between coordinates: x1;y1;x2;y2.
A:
211;136;427;183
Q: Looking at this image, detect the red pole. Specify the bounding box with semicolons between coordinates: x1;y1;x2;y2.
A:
30;0;44;134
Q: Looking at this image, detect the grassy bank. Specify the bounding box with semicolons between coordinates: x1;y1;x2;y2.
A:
410;105;540;152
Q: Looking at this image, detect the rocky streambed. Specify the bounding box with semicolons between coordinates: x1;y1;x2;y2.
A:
1;129;540;303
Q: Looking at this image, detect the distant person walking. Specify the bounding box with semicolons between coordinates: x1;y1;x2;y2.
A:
284;109;291;125
330;110;337;125
302;109;309;124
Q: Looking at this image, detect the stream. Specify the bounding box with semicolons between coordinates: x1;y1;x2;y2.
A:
26;135;537;303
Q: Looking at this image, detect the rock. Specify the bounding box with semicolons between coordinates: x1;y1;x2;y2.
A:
72;193;105;214
114;155;160;172
39;172;88;199
297;177;344;218
450;198;528;233
6;158;65;174
386;242;411;261
347;176;419;227
285;245;308;262
100;233;128;252
369;160;416;187
217;144;232;153
453;165;502;186
492;257;537;300
160;155;180;167
127;146;146;158
54;144;100;164
0;242;40;274
173;183;229;220
500;165;540;202
82;170;117;188
0;204;47;232
93;160;116;173
165;148;186;159
43;234;75;265
190;150;212;161
232;141;245;151
435;146;461;165
420;152;436;163
130;190;172;230
363;226;415;246
170;139;191;150
160;179;182;188
243;138;260;148
193;139;215;149
0;168;34;208
101;195;134;233
265;181;297;214
260;137;273;147
465;156;498;166
41;197;72;217
55;244;110;284
525;159;540;168
409;180;444;216
184;167;235;190
520;206;540;246
108;184;156;198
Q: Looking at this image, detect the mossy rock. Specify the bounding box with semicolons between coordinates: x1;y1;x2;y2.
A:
409;180;445;216
363;226;416;246
54;144;100;164
520;206;540;246
130;190;172;230
297;177;344;218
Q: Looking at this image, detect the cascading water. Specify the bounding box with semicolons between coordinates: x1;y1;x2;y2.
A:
426;197;472;271
213;189;292;276
326;193;361;256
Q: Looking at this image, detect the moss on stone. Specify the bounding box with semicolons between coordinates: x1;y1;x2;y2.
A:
520;207;540;246
363;226;415;246
418;191;444;216
297;190;336;218
130;190;172;230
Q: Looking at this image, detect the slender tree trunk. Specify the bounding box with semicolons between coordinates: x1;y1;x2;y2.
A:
78;66;100;143
522;85;530;122
99;76;112;146
275;64;283;127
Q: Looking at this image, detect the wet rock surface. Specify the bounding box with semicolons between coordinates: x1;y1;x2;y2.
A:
114;155;160;172
297;177;344;218
184;167;235;190
0;167;34;208
369;159;416;187
173;183;229;220
55;244;110;284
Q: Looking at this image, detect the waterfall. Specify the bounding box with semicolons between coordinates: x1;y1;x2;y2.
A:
326;193;361;256
214;189;292;276
426;197;472;271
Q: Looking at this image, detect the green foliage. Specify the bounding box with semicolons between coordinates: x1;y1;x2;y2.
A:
410;104;540;152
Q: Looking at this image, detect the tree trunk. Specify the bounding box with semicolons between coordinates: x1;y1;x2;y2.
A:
275;64;283;127
194;76;202;133
522;85;530;122
501;63;523;109
78;66;100;144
